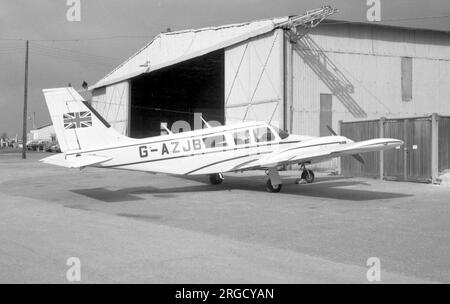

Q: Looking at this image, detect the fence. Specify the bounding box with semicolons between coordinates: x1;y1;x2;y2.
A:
339;114;450;183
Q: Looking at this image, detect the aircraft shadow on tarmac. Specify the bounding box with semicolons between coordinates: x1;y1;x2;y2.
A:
70;175;412;203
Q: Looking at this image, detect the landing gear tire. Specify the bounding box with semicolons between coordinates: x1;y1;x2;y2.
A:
301;169;315;184
266;179;282;193
209;173;224;185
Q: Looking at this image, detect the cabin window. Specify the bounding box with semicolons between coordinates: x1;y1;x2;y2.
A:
253;127;275;143
270;125;290;140
232;129;251;145
202;135;227;149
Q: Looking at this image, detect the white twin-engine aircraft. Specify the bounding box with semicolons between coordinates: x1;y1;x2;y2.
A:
41;87;402;192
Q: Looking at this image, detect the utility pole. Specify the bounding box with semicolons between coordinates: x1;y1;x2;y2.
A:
22;40;29;159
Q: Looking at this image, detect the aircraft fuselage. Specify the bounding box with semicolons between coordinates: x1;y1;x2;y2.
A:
62;121;348;175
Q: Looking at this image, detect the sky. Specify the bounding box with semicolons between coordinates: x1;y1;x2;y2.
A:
0;0;449;136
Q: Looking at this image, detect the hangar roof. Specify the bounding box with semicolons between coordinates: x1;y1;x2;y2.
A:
323;19;450;35
90;17;288;89
91;14;450;90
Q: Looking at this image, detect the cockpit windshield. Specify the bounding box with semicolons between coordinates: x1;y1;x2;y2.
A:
270;125;290;140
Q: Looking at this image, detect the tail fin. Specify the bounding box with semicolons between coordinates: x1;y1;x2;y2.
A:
42;87;124;152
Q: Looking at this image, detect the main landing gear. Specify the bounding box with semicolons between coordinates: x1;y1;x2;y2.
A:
207;166;314;193
265;167;282;193
266;179;282;193
209;173;224;185
295;164;315;184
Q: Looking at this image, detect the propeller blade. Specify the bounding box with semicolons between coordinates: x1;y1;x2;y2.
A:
326;125;363;164
352;153;365;165
326;125;338;136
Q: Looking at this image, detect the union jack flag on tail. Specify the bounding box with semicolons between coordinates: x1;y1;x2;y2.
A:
63;111;92;129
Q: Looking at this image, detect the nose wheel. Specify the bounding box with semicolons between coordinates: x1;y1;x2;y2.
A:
301;169;315;183
209;173;224;185
296;164;315;184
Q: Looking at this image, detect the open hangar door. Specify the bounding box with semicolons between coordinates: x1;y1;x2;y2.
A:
224;29;284;128
129;50;224;138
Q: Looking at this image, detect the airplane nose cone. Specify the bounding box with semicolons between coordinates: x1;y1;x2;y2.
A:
391;139;404;147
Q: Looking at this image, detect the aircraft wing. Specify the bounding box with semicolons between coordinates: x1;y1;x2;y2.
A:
249;138;403;168
40;153;112;169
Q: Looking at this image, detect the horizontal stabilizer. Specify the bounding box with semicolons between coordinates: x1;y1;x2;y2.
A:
40;153;112;168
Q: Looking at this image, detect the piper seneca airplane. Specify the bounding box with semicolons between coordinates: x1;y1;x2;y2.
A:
41;87;403;192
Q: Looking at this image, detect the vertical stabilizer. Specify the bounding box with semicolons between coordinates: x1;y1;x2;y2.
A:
42;87;124;152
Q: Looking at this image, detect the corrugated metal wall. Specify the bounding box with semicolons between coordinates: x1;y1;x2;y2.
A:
290;23;450;170
91;81;129;135
224;29;284;128
291;25;450;137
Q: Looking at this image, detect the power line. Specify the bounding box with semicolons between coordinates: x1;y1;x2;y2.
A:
0;62;21;68
0;42;119;69
322;15;450;25
31;49;115;67
25;42;120;67
0;35;155;42
0;44;25;49
383;15;450;22
0;43;26;52
0;49;24;55
31;42;120;61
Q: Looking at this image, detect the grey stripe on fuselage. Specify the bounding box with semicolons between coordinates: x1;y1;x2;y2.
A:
103;140;342;173
66;124;268;156
101;142;293;169
183;154;270;175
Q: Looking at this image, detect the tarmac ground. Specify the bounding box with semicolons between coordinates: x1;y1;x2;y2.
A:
0;152;449;283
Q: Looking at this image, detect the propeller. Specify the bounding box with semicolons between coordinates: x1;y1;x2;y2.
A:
351;153;365;165
326;125;337;136
326;125;365;165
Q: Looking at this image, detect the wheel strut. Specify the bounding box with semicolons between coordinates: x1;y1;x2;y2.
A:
296;163;315;184
209;173;224;185
266;167;282;192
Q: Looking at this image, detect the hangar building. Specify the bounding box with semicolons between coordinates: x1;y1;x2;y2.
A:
88;12;450;176
29;124;56;142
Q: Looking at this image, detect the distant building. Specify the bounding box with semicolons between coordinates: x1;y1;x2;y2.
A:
29;124;56;142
